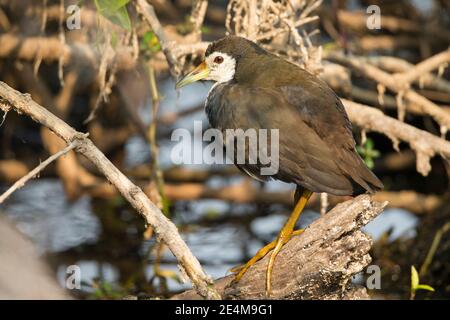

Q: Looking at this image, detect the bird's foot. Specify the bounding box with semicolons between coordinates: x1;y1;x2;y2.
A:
231;229;304;296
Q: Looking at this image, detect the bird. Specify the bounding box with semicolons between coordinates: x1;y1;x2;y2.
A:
175;35;383;296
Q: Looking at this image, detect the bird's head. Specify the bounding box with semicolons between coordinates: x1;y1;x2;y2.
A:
175;36;267;89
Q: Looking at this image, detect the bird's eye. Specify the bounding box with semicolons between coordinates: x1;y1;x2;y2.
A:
214;56;224;64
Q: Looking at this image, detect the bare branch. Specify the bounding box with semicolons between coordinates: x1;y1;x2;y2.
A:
393;49;450;88
343;99;450;176
0;81;220;300
361;56;450;94
0;139;78;204
190;0;209;36
327;52;450;131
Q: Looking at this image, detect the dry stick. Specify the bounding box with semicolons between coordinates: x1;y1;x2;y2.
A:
0;82;220;300
350;86;450;117
320;192;328;215
327;52;450;132
394;49;450;87
0;140;78;204
0;33;133;70
190;0;209;36
57;0;65;87
256;16;319;41
135;0;179;76
343;99;450;176
360;56;450;94
147;65;166;212
84;43;117;124
336;10;450;42
247;0;259;40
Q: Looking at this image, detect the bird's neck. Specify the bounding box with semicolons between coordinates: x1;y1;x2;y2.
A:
234;54;279;86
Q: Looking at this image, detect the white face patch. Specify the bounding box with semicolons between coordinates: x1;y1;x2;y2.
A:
205;52;236;83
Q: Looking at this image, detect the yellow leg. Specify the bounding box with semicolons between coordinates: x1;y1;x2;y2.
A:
231;229;305;276
232;189;313;296
266;189;312;295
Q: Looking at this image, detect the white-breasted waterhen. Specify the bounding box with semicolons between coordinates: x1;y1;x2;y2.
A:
176;36;383;296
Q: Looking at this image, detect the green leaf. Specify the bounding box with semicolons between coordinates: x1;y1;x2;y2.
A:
94;0;132;31
110;6;131;31
141;31;161;53
411;265;419;289
111;31;118;48
205;209;220;219
365;158;374;169
416;284;435;292
95;0;130;13
200;25;211;34
357;138;380;169
370;150;381;158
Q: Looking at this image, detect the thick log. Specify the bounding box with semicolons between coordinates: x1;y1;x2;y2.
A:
173;195;387;300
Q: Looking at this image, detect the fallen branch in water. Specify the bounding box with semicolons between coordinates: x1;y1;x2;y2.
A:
173;195;387;300
0;81;220;300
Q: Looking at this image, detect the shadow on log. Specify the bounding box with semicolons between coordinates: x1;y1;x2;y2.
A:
173;195;387;300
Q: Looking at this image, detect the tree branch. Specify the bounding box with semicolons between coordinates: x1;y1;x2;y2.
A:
190;0;209;36
0;139;78;204
0;81;220;300
343;99;450;176
327;51;450;131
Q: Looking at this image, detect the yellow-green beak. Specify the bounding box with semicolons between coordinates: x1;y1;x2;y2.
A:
175;61;210;89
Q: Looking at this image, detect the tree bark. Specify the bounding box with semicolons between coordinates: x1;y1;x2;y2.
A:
173;195;387;300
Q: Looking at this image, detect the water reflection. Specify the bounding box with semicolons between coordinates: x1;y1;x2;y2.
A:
2;179;99;253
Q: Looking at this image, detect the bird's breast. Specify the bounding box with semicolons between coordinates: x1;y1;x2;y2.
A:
205;82;238;129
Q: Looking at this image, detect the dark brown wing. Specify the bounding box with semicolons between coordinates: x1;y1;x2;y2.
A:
206;63;383;195
279;83;383;194
252;56;382;194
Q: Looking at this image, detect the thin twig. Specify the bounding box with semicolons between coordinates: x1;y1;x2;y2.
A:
147;64;168;213
419;221;450;277
320;193;329;215
190;0;208;36
0;140;78;204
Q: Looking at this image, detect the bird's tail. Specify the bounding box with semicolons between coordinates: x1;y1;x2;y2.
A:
338;149;384;195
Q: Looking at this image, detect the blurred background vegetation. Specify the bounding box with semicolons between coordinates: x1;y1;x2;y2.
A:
0;0;449;299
